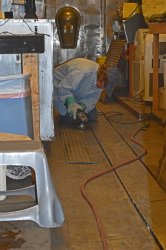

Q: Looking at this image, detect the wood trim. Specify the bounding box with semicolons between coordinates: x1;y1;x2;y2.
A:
128;43;135;97
0;133;31;141
23;54;40;139
149;23;166;34
152;34;159;111
148;22;166;111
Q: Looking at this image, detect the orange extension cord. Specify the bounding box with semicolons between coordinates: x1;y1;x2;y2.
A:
80;126;147;250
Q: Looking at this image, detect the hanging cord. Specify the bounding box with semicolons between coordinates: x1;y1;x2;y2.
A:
106;111;141;124
80;118;147;250
106;112;151;125
105;102;152;125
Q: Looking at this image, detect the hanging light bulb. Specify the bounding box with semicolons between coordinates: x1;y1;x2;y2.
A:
55;6;81;49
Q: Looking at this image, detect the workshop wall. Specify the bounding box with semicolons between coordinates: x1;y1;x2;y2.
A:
46;0;127;65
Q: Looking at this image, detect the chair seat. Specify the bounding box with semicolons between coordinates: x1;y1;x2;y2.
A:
0;133;31;201
0;140;64;228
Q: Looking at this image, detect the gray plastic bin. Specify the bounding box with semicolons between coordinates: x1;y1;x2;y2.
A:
0;74;34;138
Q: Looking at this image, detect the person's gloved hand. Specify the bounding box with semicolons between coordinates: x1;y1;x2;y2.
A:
67;103;83;119
65;96;83;120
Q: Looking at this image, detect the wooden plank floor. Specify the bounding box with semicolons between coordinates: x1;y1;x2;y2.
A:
0;100;166;250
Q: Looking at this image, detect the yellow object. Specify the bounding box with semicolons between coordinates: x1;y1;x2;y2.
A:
13;0;25;3
142;0;166;22
120;3;142;19
0;11;5;19
96;56;106;66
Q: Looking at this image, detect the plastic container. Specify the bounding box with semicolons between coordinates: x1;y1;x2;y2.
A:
96;56;106;66
0;74;33;138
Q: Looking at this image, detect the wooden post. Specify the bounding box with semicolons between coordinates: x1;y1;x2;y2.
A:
23;54;40;139
149;22;166;112
128;43;135;97
152;34;159;111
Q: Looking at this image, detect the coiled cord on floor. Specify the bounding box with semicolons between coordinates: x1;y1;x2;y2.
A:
80;120;148;250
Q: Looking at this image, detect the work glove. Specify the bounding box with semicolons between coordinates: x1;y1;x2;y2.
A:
65;96;83;120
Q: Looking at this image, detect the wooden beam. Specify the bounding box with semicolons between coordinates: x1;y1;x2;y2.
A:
128;43;135;97
149;22;166;34
23;54;40;139
148;23;166;111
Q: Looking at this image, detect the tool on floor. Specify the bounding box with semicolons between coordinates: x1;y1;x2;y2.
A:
76;109;88;130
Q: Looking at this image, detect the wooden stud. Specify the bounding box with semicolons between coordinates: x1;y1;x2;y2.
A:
23;54;40;139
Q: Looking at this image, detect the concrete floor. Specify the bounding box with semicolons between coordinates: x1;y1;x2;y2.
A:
0;98;166;250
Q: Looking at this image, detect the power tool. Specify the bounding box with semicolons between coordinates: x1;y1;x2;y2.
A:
76;109;88;129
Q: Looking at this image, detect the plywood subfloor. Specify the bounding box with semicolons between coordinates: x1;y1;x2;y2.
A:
60;124;96;164
0;100;166;250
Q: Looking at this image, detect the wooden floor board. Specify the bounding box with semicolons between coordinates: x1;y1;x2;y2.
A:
1;100;165;249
